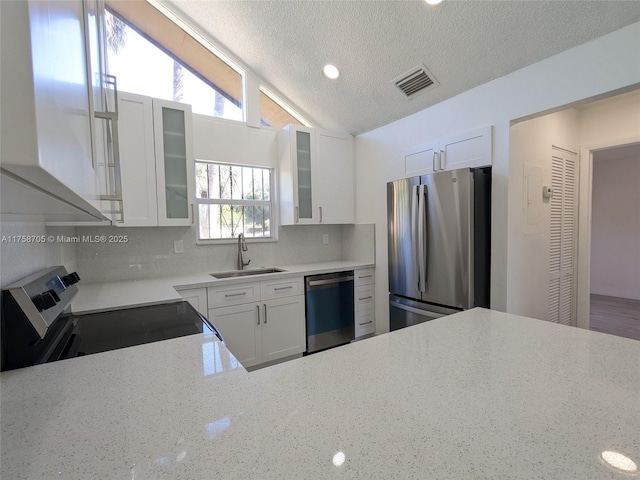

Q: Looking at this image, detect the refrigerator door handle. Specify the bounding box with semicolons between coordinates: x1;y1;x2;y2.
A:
418;184;428;292
411;184;420;290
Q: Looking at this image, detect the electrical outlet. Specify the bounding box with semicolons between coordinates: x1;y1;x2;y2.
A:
174;240;184;254
323;234;329;245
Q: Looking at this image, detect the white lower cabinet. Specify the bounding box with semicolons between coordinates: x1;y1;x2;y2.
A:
354;268;375;338
207;277;305;368
209;302;262;367
177;287;208;316
260;296;306;363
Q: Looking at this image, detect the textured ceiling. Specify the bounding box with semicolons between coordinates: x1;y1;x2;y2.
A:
161;0;640;135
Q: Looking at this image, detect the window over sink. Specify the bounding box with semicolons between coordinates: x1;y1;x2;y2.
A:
196;162;273;241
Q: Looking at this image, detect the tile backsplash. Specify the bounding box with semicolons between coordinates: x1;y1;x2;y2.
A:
0;222;78;287
0;221;375;286
73;223;375;283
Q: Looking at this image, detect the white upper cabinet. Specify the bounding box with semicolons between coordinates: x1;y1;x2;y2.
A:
0;0;107;221
279;124;354;226
405;142;439;176
152;98;195;226
279;125;319;224
117;92;158;227
404;126;493;176
316;129;354;224
115;93;195;227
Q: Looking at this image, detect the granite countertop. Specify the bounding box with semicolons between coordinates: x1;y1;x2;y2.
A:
70;260;374;314
1;308;639;479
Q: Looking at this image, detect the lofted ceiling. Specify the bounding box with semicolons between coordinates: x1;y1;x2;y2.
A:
160;0;640;135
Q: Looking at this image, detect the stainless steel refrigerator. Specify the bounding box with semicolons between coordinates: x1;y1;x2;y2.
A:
387;167;491;330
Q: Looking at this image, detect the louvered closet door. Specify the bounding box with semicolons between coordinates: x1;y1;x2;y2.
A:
548;148;578;326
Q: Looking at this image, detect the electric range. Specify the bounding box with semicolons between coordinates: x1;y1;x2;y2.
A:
1;266;223;371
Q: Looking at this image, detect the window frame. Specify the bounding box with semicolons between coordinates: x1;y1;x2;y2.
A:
195;160;277;245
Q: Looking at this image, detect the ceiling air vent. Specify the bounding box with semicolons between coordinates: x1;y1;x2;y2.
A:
393;64;439;99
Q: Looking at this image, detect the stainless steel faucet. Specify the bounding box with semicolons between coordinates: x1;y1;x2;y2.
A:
237;233;250;270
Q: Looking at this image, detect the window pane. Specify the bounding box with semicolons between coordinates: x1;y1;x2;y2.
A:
259;90;304;128
196;163;273;241
105;9;242;121
230;166;243;200
242;167;254;200
263;170;271;201
218;165;232;200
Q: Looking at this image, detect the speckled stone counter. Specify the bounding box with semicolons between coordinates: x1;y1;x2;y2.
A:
70;260;374;313
1;308;639;479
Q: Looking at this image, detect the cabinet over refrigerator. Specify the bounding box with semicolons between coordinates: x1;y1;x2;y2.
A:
387;167;491;330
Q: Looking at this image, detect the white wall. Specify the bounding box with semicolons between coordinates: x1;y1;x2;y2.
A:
576;90;640;326
192;114;278;168
590;155;640;300
355;22;640;333
0;222;78;287
508;109;579;320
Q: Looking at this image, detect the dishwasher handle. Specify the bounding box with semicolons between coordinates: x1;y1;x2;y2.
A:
307;276;354;288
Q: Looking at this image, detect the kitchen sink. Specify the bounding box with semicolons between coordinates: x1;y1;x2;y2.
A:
210;268;286;279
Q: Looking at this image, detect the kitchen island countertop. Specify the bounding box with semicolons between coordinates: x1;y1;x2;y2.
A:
1;308;639;479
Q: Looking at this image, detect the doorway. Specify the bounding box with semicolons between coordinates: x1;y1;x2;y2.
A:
588;143;640;341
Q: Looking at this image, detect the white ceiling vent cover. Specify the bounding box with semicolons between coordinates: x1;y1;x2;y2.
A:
393;65;439;99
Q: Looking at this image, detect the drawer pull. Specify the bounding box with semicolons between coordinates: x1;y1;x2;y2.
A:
224;292;247;298
358;275;372;279
358;296;373;301
257;305;260;325
274;286;293;291
359;320;373;325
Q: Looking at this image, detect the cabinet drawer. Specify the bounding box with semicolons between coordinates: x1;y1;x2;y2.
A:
355;284;375;310
354;268;374;286
261;277;303;300
355;309;375;337
208;282;261;308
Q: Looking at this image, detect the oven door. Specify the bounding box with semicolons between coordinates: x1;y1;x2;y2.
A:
65;301;223;359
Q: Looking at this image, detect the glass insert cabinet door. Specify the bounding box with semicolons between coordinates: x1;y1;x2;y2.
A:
152;99;194;226
296;130;313;220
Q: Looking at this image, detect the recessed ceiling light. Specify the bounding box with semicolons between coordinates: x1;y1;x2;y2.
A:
425;0;443;5
323;64;340;80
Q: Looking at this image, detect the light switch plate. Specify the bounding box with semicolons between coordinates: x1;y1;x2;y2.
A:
174;240;184;254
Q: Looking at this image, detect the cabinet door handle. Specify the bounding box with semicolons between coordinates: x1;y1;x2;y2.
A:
319;206;323;223
359;320;373;325
263;304;267;324
359;296;373;301
432;151;437;172
256;305;260;325
440;150;445;170
358;275;372;279
295;206;299;223
190;204;194;224
274;286;293;291
224;292;247;298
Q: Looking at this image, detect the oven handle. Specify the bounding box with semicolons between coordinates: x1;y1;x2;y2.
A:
197;312;225;345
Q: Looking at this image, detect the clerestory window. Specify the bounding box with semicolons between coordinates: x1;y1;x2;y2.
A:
105;7;242;120
104;2;307;128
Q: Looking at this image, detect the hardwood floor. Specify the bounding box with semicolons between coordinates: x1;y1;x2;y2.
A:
590;294;640;341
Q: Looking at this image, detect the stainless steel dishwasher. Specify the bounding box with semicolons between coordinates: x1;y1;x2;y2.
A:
305;271;355;353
